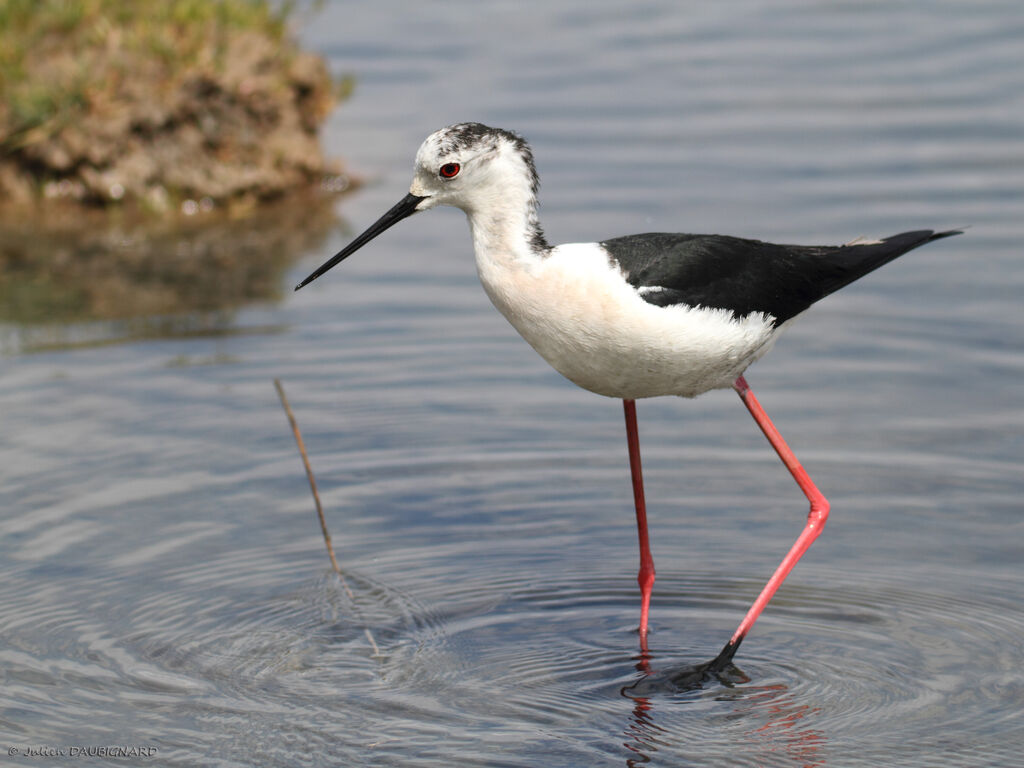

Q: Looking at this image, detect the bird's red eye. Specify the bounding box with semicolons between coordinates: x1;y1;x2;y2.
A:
439;163;460;178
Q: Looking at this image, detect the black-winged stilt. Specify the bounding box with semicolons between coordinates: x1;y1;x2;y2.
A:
296;122;960;672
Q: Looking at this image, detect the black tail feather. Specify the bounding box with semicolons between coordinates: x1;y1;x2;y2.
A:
606;227;963;325
818;228;963;305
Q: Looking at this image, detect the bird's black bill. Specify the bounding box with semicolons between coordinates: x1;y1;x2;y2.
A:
294;192;426;290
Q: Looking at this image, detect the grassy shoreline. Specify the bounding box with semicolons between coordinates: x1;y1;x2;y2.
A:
0;0;350;214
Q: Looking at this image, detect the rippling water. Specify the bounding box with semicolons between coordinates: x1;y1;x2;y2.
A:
2;1;1023;765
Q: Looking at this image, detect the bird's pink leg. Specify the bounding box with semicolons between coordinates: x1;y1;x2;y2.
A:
623;399;655;652
711;375;831;667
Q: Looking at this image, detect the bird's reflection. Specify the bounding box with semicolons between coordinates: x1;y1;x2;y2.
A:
620;649;825;767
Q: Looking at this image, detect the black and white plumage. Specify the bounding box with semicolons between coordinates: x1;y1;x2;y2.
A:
295;122;960;671
604;230;960;323
297;122;958;400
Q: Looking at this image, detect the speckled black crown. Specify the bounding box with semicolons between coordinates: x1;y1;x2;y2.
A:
437;123;541;198
435;122;548;252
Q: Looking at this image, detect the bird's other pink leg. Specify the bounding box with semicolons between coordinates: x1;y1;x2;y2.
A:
623;399;655;653
711;376;830;668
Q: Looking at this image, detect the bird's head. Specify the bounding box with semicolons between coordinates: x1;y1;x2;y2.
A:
295;123;540;290
409;122;540;214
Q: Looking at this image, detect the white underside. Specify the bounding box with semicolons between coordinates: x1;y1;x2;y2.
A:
475;241;787;399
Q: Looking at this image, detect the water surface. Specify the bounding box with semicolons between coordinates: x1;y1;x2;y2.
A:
2;1;1023;765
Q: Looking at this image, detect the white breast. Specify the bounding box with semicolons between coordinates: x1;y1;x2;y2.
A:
475;242;783;399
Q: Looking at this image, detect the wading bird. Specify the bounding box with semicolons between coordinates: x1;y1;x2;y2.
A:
296;122;959;673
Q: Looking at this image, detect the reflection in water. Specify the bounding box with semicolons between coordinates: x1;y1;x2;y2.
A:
739;685;825;768
623;694;664;766
0;190;344;354
621;654;825;767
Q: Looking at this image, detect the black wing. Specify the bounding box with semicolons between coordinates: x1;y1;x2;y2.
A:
601;230;961;325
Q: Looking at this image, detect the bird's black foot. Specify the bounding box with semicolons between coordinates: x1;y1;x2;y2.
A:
622;639;745;696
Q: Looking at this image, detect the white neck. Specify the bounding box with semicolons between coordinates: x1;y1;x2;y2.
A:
461;186;549;333
465;183;547;272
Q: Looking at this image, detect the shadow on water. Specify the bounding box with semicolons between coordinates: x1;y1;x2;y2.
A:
0;191;344;354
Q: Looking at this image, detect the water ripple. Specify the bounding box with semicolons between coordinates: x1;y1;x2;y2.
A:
3;1;1022;764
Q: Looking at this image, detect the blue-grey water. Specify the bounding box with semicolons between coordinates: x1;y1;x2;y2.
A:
2;1;1023;765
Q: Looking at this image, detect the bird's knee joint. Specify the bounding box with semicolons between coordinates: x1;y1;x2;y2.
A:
808;497;830;529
